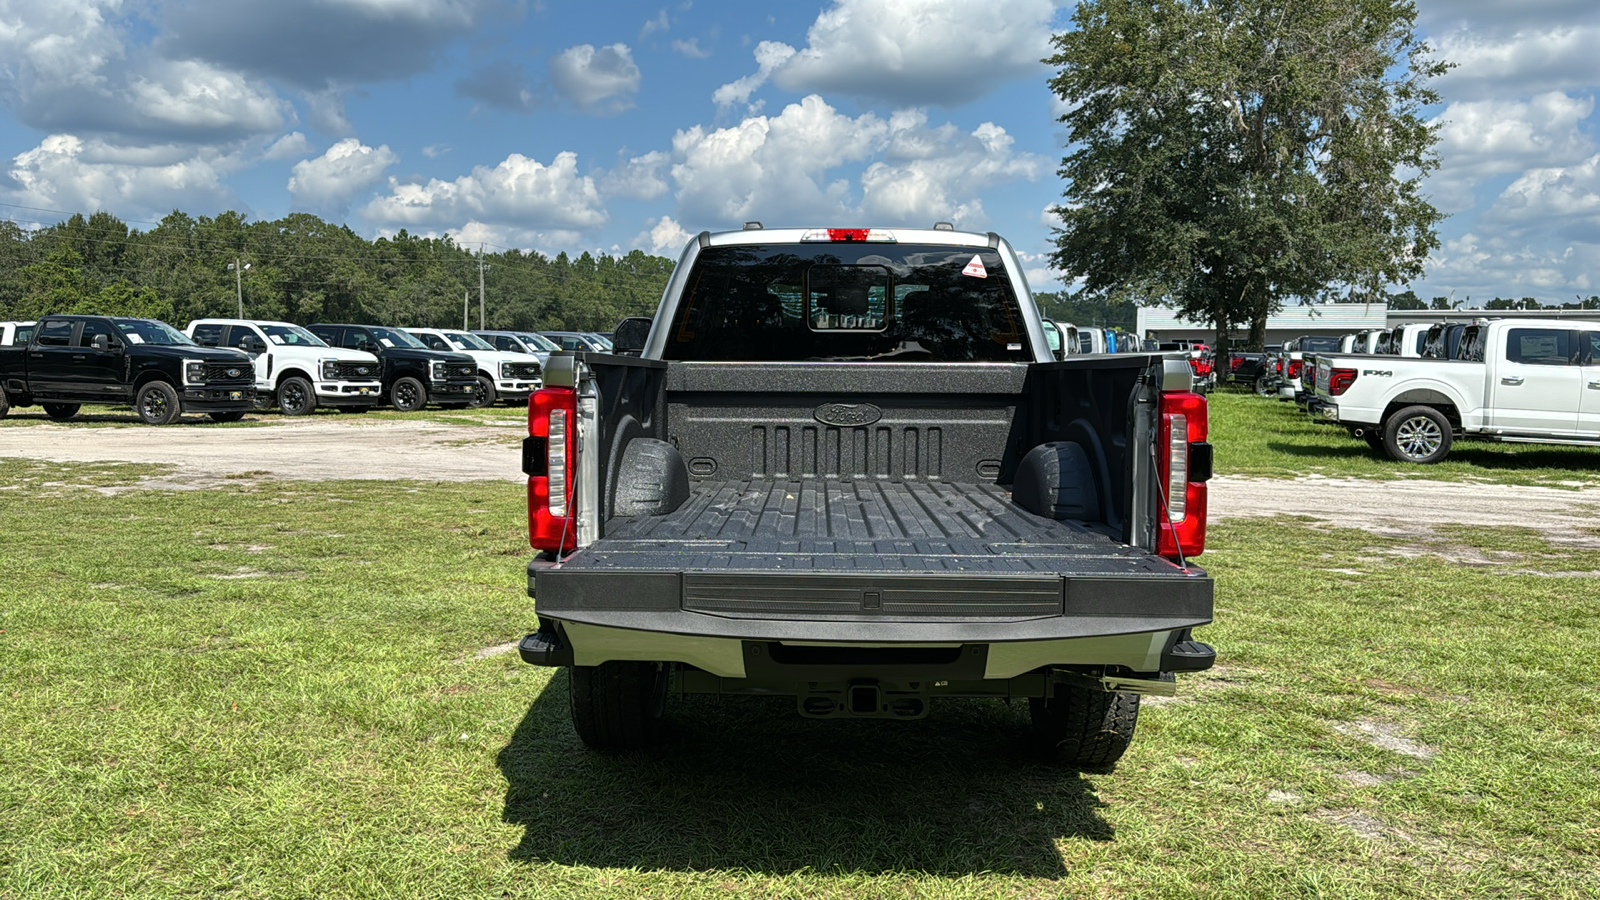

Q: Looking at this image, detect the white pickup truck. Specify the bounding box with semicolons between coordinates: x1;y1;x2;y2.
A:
404;328;543;407
186;318;384;415
1312;318;1600;462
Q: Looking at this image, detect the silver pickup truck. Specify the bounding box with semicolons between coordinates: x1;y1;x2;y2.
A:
514;225;1217;767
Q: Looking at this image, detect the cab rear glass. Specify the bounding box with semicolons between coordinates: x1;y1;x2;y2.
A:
663;243;1031;362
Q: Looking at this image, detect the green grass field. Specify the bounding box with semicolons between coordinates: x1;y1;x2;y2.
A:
2;397;1598;897
1211;388;1600;487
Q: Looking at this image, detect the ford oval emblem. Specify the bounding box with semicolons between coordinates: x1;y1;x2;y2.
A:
226;368;241;378
357;366;369;375
814;402;882;428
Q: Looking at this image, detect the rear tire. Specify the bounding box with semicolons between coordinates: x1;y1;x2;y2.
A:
1382;405;1452;464
277;376;317;416
568;661;668;750
390;376;427;412
0;387;11;418
1030;682;1141;768
208;411;246;423
1253;375;1274;396
135;382;181;425
467;374;496;408
43;402;80;421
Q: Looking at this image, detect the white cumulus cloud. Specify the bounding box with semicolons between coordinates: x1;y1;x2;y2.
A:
6;133;239;219
634;216;692;255
1428;92;1596;212
602;151;671;201
1433;25;1600;99
668;95;1045;230
287;138;398;216
548;44;641;114
362;150;607;234
859;114;1045;226
714;0;1056;109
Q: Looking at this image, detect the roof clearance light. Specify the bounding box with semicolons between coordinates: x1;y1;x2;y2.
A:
800;229;897;243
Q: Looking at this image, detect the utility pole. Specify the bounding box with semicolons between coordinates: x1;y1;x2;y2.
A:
227;257;249;317
463;290;469;330
478;244;488;330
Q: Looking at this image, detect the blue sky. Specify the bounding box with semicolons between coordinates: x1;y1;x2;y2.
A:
0;0;1597;305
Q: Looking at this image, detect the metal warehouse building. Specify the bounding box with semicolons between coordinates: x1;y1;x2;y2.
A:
1136;305;1388;347
1136;304;1600;347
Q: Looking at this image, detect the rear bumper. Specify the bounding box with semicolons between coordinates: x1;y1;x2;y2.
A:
518;618;1215;680
524;560;1214;677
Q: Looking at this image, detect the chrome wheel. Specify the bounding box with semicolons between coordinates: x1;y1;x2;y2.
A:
1395;415;1443;460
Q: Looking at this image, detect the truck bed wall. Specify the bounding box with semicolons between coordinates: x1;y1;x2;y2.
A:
584;354;1158;535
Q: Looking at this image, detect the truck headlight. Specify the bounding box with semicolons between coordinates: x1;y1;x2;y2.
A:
321;359;338;381
500;362;514;379
185;360;204;384
431;361;447;381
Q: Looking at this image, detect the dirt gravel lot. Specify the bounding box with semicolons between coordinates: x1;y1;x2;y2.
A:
3;418;1599;541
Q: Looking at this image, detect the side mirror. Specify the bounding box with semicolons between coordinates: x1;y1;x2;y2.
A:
91;334;109;352
611;317;652;356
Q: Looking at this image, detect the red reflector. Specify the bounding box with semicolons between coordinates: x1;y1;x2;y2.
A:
1328;367;1358;396
827;229;870;242
528;386;578;553
1157;390;1207;562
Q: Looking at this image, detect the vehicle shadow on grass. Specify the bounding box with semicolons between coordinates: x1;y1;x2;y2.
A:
0;409;267;427
1267;439;1600;474
497;669;1111;879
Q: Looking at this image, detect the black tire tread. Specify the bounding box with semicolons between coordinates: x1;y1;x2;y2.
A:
568;662;665;751
1030;683;1141;768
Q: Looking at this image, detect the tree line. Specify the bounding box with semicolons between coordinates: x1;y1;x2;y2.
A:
0;210;675;332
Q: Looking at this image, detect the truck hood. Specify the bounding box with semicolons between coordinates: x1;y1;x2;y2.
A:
138;345;252;365
456;349;542;366
373;347;475;366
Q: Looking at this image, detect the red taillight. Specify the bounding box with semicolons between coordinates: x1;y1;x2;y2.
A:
528;386;578;552
1288;359;1303;379
1328;367;1357;396
1229;355;1242;371
1157;391;1208;562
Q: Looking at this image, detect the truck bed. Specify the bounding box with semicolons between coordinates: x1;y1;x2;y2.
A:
573;478;1168;576
533;478;1209;640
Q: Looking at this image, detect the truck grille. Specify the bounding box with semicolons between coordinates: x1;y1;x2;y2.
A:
508;362;541;379
333;361;382;379
445;363;476;379
203;362;254;383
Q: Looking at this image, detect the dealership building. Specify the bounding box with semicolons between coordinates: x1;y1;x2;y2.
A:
1135;304;1600;347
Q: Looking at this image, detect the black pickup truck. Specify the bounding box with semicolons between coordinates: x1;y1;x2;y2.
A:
514;226;1216;767
307;323;478;411
0;315;256;424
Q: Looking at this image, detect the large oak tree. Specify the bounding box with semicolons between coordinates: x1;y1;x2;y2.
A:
1047;0;1447;352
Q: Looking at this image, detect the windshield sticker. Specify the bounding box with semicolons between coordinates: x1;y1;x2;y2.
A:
269;335;285;345
379;339;394;348
962;255;988;279
126;334;144;344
